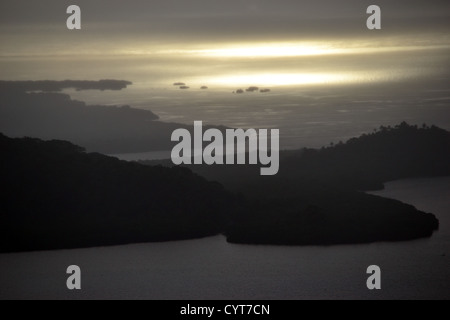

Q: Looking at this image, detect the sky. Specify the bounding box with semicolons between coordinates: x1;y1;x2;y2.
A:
1;0;449;95
1;0;449;57
1;1;449;27
1;0;449;149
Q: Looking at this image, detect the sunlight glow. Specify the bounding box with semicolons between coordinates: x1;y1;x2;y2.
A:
191;44;343;57
159;42;449;59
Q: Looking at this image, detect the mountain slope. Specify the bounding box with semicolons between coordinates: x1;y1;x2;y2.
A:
0;134;233;252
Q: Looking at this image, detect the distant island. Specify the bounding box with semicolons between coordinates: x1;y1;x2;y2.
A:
233;87;272;94
1;122;447;252
0;80;227;154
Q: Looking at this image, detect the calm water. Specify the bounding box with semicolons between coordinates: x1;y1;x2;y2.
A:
0;176;449;300
66;80;450;153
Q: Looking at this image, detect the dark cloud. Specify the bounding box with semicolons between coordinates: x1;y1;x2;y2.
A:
0;80;132;92
1;0;449;31
0;0;448;52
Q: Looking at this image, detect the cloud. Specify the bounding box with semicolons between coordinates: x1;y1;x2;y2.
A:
0;80;132;92
1;0;449;33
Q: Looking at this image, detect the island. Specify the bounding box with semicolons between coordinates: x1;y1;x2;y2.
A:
1;123;447;252
0;80;227;154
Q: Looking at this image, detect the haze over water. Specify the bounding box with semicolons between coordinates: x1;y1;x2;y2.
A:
31;34;450;151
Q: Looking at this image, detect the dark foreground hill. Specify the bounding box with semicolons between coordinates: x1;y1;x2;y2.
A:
0;134;233;252
0;123;444;252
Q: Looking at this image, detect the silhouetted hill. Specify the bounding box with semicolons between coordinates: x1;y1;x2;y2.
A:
0;80;228;154
226;190;438;245
143;123;446;245
145;122;450;194
0;134;234;252
284;122;450;191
